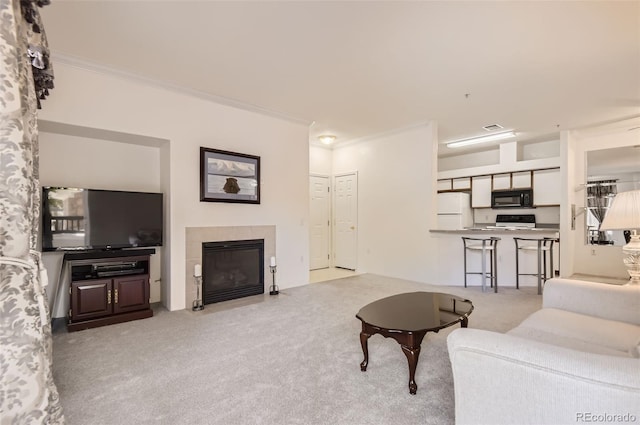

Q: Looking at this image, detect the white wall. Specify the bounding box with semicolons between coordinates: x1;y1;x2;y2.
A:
332;123;439;282
38;62;310;312
39;132;162;192
38;132;164;312
520;139;560;161
438;148;499;172
309;145;332;175
567;122;640;279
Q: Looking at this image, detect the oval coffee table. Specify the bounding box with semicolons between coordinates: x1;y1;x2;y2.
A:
356;291;473;394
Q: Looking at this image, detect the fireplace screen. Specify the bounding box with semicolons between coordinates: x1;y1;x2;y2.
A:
202;239;264;304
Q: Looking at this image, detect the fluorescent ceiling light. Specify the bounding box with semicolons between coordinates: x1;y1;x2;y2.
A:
318;135;336;145
446;130;516;148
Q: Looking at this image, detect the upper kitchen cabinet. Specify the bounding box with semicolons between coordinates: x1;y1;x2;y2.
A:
452;177;471;190
533;168;561;205
471;175;492;208
512;171;532;188
492;171;532;190
492;173;511;190
437;179;452;192
437;177;471;192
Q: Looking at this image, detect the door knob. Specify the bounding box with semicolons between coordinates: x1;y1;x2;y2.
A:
350;226;355;230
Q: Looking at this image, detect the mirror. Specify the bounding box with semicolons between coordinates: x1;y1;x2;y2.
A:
586;146;640;246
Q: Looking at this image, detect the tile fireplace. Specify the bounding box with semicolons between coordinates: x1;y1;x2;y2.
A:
185;225;275;309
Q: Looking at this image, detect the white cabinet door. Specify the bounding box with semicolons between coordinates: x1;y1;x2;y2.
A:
492;173;511;190
437;179;452;192
512;171;532;188
471;175;492;208
533;168;561;205
452;177;471;190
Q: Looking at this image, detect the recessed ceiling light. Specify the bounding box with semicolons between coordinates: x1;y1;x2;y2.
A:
318;135;336;145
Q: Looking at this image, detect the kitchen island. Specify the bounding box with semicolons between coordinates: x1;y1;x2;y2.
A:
430;226;559;290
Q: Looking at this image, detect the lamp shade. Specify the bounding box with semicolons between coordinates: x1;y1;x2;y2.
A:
599;190;640;231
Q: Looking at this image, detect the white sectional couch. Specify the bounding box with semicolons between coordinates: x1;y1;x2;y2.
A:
447;278;640;425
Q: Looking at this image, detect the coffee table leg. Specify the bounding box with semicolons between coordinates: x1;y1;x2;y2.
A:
461;317;469;328
359;331;370;371
401;345;421;395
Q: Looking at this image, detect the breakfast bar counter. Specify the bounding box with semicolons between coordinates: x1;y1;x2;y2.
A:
430;226;559;235
430;227;559;289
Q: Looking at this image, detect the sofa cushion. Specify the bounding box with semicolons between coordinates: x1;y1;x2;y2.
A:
508;308;640;357
543;278;640;325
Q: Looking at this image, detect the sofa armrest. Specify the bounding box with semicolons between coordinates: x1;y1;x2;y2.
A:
543;278;640;325
447;328;640;425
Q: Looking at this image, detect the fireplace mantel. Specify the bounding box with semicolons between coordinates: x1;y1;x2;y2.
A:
185;226;276;308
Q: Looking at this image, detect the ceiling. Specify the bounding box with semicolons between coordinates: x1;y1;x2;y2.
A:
40;1;640;156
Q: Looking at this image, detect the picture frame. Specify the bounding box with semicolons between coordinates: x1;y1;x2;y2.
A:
200;147;260;204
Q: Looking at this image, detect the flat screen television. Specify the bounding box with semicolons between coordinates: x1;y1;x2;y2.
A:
42;187;163;251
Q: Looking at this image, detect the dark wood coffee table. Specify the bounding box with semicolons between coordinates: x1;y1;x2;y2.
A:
356;291;473;394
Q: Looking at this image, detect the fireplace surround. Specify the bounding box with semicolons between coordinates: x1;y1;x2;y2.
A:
185;226;275;308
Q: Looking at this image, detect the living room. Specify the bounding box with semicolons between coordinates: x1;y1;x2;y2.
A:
2;1;639;424
39;77;640;316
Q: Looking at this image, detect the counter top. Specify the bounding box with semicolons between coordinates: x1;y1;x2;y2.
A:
430;227;559;234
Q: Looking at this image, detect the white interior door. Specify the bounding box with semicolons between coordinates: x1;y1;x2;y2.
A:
309;175;330;270
334;172;358;270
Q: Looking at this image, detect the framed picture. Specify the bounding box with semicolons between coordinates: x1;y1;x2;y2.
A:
200;147;260;204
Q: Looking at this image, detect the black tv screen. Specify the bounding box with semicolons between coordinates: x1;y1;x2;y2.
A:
42;187;163;251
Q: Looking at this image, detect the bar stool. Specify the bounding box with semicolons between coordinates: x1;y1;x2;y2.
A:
514;237;557;295
462;237;500;293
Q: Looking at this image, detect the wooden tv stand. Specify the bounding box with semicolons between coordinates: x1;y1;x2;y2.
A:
65;250;154;332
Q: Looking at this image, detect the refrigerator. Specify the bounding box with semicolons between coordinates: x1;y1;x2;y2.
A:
437;192;473;230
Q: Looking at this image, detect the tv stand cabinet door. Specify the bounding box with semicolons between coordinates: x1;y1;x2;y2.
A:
70;279;112;322
112;275;150;314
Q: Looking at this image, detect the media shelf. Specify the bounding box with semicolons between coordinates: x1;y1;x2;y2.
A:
65;250;154;332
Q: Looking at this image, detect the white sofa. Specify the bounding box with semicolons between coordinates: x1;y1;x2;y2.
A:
447;278;640;425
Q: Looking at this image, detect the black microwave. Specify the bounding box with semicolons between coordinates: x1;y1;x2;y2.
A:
491;189;533;208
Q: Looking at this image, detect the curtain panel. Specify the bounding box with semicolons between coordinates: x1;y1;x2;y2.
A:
0;0;63;423
587;180;617;244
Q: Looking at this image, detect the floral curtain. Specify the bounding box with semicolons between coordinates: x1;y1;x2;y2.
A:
0;0;63;423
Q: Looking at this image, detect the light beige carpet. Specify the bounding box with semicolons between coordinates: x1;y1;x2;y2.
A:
52;274;541;425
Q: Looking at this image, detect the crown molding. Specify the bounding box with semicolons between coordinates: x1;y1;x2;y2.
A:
52;52;312;127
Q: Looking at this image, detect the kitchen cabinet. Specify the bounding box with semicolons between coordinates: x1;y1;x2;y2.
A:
492;173;511;190
512;171;532;188
437;179;452;192
493;171;532;190
438;177;471;192
533;168;561;205
452;177;471;190
471;175;492;208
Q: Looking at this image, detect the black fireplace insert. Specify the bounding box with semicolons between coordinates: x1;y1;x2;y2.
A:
202;239;264;304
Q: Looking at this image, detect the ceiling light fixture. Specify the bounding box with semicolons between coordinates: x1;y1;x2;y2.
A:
318;135;336;145
446;130;516;148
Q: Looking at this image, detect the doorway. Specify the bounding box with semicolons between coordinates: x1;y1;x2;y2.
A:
333;172;358;270
309;175;331;270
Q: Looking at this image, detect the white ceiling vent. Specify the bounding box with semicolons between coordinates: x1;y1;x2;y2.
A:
483;124;504;131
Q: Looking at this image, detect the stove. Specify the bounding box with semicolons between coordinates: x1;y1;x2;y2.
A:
494;214;536;229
